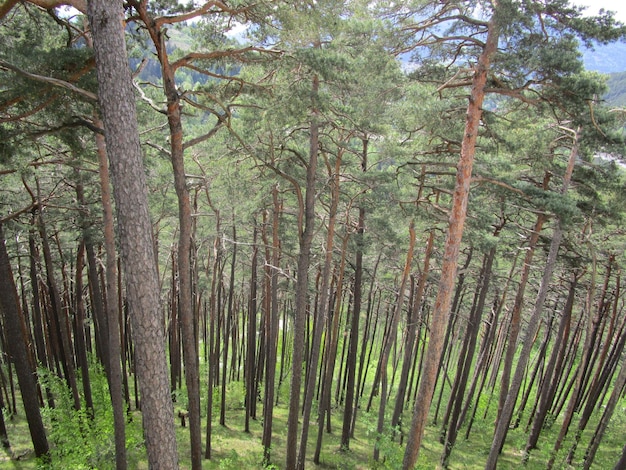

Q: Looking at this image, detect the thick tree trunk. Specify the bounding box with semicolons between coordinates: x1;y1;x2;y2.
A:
402;12;499;468
87;1;179;467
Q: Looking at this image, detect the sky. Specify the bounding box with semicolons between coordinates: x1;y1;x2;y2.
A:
573;0;626;23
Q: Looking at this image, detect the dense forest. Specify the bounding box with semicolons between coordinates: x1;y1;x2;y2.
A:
1;1;626;469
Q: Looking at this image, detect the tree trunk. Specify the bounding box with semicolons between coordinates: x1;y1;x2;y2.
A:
245;225;258;432
525;274;578;456
262;186;281;465
0;221;49;458
132;4;203;464
374;222;415;462
94;119;127;470
402;11;499;468
441;242;498;467
392;230;434;434
487;128;579;469
73;241;94;416
37;209;81;410
341;137;369;449
285;74;320;470
87;1;179;467
581;335;626;469
297;148;342;468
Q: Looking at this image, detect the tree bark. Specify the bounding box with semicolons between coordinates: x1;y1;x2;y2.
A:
285;74;320;470
0;221;49;458
402;10;499;468
486;128;579;469
87;1;179;467
94;120;127;469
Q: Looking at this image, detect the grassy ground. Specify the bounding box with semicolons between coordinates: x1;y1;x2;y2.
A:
5;397;624;469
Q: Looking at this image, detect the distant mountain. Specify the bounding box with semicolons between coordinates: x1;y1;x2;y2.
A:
581;41;626;74
605;72;626;107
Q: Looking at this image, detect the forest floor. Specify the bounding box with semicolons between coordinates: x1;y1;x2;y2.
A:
2;390;625;469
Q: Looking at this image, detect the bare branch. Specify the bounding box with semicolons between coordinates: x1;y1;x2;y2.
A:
154;0;250;27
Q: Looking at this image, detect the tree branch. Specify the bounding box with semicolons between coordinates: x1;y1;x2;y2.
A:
0;60;97;101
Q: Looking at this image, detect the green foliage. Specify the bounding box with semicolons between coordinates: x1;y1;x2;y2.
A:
36;362;143;470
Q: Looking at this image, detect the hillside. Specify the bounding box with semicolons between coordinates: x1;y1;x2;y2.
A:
605;71;626;107
582;40;626;74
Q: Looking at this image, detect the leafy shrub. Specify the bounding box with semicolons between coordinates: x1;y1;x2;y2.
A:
36;359;143;469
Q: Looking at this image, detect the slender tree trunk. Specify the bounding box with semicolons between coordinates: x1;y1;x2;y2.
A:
37;209;81;410
285;74;320;470
402;12;499;468
581;338;626;469
314;235;350;464
486;128;579;469
296;148;343;468
374;222;415;462
341;138;369;449
497;205;548;421
392;230;434;435
245;225;258;433
87;1;179;467
262;186;281;465
74;242;94;415
94;119;127;470
525;274;578;456
441;242;498;467
0;222;49;458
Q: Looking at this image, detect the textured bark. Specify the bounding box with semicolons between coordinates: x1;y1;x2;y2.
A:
0;222;49;458
402;11;499;469
87;1;178;468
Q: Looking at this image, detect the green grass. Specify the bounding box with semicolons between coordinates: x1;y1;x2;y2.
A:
2;357;625;469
